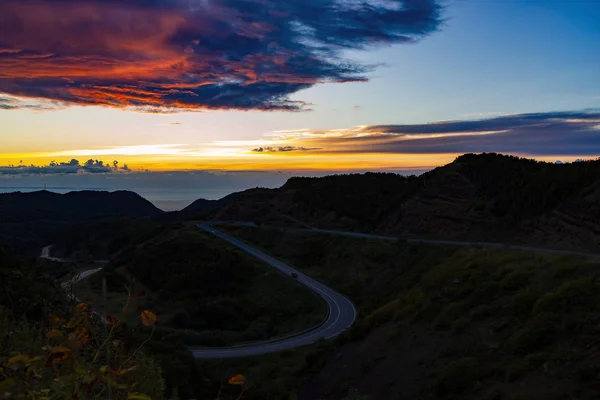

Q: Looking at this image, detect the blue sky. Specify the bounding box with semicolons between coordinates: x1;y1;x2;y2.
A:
1;0;599;174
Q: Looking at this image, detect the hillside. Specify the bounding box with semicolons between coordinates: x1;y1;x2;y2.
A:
178;191;240;219
76;224;325;347
213;153;600;253
223;226;600;400
0;190;163;254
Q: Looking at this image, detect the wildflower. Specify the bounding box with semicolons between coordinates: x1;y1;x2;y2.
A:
140;310;157;327
45;329;63;339
75;303;89;313
228;374;245;385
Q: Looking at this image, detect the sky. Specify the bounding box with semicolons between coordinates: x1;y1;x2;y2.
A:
1;0;599;183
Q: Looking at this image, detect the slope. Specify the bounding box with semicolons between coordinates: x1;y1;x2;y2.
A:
0;190;163;254
213;153;600;253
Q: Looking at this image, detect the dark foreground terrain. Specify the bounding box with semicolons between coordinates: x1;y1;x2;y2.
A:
2;153;600;399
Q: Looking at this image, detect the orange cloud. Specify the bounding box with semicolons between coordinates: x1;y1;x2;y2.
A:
0;0;443;112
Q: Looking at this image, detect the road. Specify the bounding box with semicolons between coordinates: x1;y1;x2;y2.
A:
40;245;110;264
293;228;600;259
41;220;600;359
40;245;67;262
191;223;357;358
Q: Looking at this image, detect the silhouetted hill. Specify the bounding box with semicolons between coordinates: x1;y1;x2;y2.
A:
213;153;600;252
178;191;240;219
0;190;163;254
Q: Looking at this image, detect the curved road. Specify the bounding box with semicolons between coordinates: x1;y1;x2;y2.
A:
191;223;356;358
42;221;600;359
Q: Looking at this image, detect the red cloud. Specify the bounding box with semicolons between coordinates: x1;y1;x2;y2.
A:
0;0;443;111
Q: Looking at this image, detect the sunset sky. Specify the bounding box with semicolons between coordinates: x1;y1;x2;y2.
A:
1;0;599;175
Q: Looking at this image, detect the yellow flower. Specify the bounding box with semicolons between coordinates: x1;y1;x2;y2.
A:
45;329;63;339
140;310;157;327
228;374;245;385
76;303;90;313
7;354;29;365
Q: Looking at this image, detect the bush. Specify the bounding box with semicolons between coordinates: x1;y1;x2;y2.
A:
436;357;479;394
508;313;558;354
554;278;598;309
0;304;164;400
533;292;560;314
500;270;532;291
505;359;530;381
505;353;546;381
172;311;191;328
467;282;499;305
512;291;538;317
469;304;494;321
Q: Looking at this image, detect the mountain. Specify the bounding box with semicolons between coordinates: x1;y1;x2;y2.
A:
0;190;163;254
178;191;240;219
213;153;600;253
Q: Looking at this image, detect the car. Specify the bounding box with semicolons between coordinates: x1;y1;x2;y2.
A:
291;272;298;279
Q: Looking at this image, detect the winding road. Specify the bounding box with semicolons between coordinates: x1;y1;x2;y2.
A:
191;223;356;358
42;220;600;359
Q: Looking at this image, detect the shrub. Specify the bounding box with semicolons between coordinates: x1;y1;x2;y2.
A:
508;313;558;354
554;278;598;309
533;292;560;314
500;270;532;291
505;359;530;381
512;291;538;317
469;304;494;321
505;353;546;381
436;357;479;394
0;303;163;400
467;282;499;305
434;301;467;330
451;317;470;334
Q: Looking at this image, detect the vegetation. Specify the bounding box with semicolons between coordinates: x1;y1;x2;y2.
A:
74;224;325;348
282;172;422;231
0;190;163;255
4;153;600;399
223;226;600;399
0;246;165;399
214;153;600;253
452;153;600;218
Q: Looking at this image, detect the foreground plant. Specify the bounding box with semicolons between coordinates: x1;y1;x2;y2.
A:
0;279;163;399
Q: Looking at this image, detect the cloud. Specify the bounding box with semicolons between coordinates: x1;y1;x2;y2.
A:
157;121;182;126
0;95;65;111
353;105;362;110
255;110;600;156
0;159;130;175
252;146;321;152
0;0;443;112
462;111;505;117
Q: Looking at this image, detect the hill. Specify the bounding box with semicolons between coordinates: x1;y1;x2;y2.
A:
222;225;600;400
0;190;163;254
178;191;240;219
212;153;600;253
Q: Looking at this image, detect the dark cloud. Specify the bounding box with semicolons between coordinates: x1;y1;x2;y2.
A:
267;111;600;156
252;146;321;152
0;159;130;175
0;0;442;112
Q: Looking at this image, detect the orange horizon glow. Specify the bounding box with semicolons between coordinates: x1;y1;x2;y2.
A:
0;149;593;174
